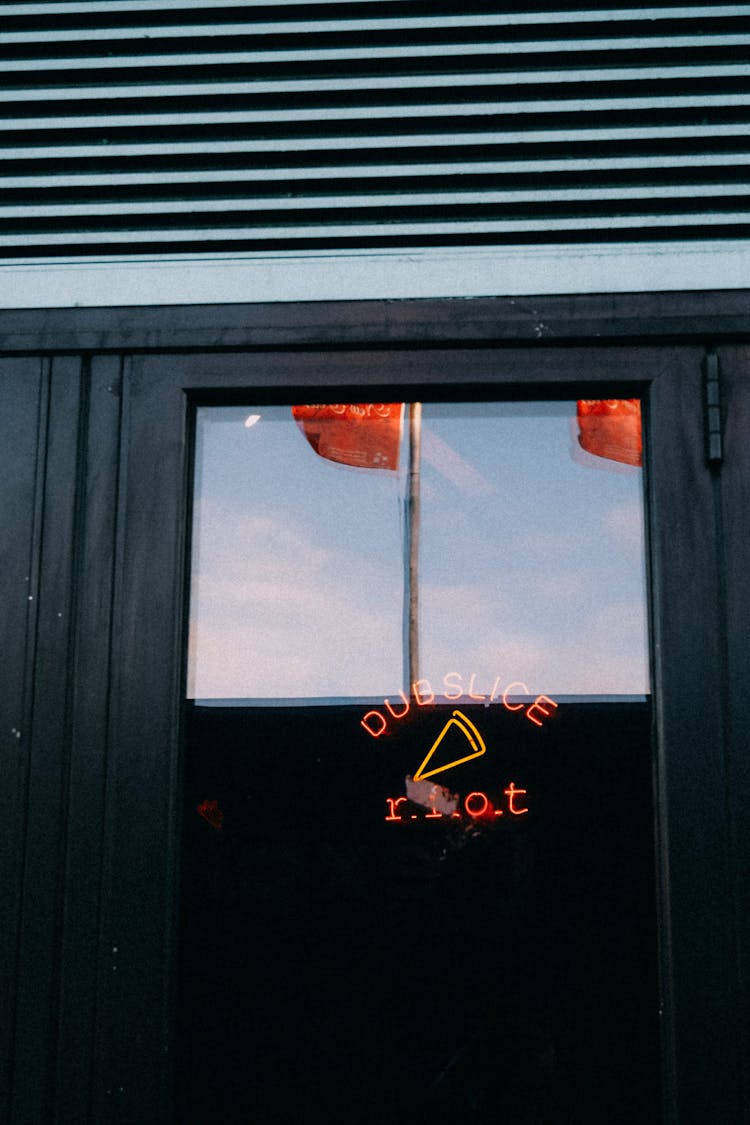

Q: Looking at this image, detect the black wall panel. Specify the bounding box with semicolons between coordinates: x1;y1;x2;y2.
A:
0;359;44;1125
53;358;123;1124
716;346;750;1119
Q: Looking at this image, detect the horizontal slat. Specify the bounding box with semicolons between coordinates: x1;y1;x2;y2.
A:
2;65;750;103
2;3;749;260
4;153;750;191
5;8;750;43
3;5;749;27
6;0;741;13
7;94;750;131
0;18;533;42
6;35;750;73
2;0;409;12
4;212;750;248
6;184;750;220
5;123;750;161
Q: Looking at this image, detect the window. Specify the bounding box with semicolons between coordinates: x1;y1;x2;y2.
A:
188;400;648;701
179;395;659;1123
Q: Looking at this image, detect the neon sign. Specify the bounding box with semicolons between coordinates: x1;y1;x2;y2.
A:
361;672;557;738
385;782;528;822
412;709;486;781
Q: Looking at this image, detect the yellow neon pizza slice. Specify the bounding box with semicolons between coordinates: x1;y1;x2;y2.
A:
412;709;486;782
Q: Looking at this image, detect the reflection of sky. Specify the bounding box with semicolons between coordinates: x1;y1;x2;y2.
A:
187;402;650;700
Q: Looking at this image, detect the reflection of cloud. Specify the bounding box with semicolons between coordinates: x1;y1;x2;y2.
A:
420;583;521;683
421;428;494;496
549;602;649;695
472;636;549;680
189;503;403;697
194;504;331;581
199;575;370;622
533;573;585;600
189;499;649;700
420;602;648;697
513;528;577;558
580;601;647;649
421;611;549;696
422;582;512;622
188;613;398;698
603;501;645;549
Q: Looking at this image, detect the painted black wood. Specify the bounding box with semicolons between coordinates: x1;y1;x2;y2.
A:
716;346;750;1118
138;343;685;399
52;357;124;1124
1;291;750;356
646;356;745;1123
6;360;84;1123
0;359;44;1125
89;364;188;1124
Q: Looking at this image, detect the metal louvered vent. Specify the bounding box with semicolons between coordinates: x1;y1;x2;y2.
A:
2;0;750;260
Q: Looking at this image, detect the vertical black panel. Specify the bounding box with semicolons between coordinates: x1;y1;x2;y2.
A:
0;359;44;1124
8;359;84;1124
647;354;744;1123
716;347;750;1121
91;361;188;1123
54;358;123;1124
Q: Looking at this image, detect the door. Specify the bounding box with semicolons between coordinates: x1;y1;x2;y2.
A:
70;342;745;1124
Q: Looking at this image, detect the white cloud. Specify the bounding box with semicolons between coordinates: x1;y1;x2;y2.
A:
188;500;649;700
548;601;650;695
188;504;404;697
512;527;578;559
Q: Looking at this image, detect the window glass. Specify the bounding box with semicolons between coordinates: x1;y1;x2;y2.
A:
187;400;648;700
178;397;660;1125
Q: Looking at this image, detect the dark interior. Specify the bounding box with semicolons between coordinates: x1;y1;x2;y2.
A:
177;698;660;1124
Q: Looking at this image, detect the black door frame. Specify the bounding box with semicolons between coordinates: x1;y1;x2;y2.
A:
1;294;748;1124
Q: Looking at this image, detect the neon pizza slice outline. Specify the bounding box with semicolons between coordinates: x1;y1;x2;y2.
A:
412;709;487;782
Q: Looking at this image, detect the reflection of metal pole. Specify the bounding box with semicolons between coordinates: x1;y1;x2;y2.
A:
406;402;422;691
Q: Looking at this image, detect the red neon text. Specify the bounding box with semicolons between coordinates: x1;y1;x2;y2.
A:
413;679;435;706
385;783;529;822
362;673;557;738
504;782;528;815
384;692;410;719
464;790;491;818
501;681;528;711
385;796;408;821
524;695;558;728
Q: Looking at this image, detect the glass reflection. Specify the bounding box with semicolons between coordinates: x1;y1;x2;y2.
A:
187;400;649;701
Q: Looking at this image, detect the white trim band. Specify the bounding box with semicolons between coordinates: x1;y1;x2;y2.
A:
0;241;749;308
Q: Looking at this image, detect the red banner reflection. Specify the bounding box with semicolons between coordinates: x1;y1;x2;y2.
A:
577;399;642;467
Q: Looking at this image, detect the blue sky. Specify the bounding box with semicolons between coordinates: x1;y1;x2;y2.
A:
187;401;649;700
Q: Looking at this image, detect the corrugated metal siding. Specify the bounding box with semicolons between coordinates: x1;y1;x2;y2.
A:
2;1;750;258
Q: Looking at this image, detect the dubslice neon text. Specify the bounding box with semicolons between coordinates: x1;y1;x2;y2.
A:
361;672;557;738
